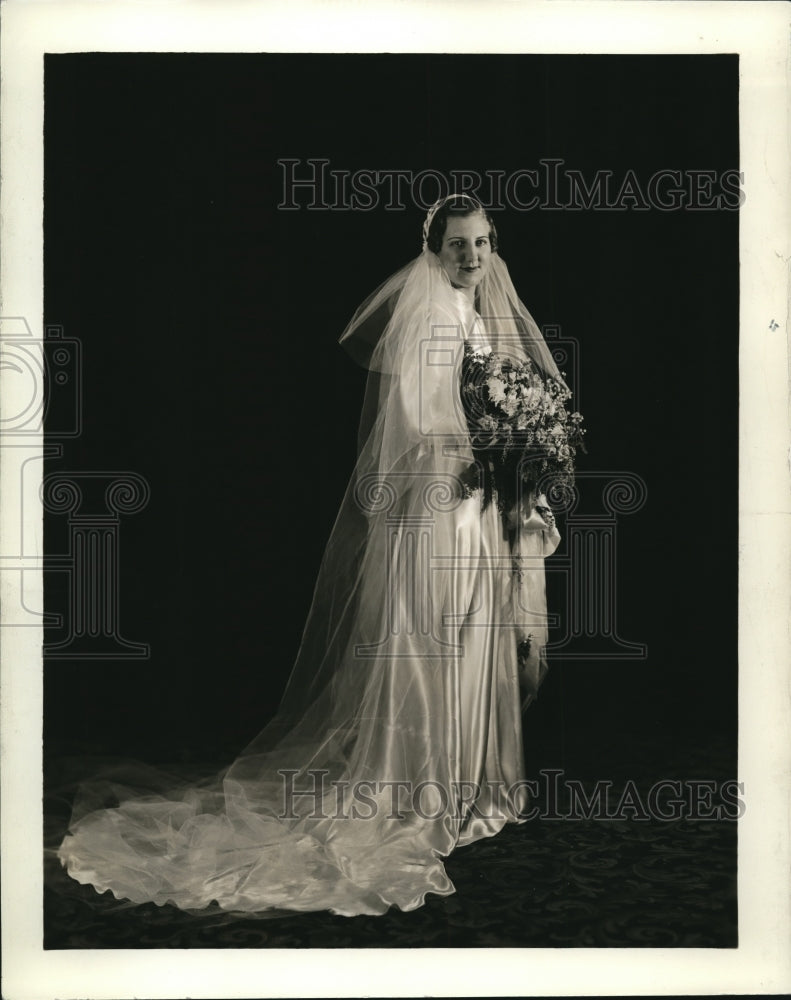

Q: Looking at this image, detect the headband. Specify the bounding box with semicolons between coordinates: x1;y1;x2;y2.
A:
421;194;485;250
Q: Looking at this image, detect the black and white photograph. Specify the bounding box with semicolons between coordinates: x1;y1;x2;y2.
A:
1;2;789;998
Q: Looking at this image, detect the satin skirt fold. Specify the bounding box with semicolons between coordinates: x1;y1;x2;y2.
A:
57;494;556;917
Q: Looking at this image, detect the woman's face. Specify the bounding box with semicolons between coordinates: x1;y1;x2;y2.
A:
437;213;492;295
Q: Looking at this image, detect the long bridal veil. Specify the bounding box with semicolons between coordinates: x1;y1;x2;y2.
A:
54;239;565;918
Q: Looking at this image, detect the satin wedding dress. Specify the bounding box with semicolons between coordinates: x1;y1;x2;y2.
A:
57;255;561;917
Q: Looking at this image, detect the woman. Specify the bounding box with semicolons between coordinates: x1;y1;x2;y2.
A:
57;195;580;917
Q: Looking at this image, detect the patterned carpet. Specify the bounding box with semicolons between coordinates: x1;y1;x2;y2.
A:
44;729;737;950
44;813;736;949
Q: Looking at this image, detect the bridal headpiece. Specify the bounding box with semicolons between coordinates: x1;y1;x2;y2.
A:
421;193;483;250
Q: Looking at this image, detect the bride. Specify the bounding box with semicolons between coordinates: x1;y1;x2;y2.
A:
56;195;582;918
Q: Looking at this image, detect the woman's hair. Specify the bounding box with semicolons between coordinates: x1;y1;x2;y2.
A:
424;194;499;255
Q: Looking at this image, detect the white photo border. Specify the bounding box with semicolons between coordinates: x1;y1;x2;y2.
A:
1;1;789;997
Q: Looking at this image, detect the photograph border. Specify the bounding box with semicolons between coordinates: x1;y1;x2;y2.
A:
2;2;789;997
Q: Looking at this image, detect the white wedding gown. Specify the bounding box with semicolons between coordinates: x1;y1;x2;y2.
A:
57;289;560;917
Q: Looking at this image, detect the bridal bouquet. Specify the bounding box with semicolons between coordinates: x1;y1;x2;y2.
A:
460;345;586;507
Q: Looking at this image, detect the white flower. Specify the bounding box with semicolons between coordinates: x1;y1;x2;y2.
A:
487;376;507;406
502;393;519;417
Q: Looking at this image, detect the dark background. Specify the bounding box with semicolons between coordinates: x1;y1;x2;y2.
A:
43;53;738;785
